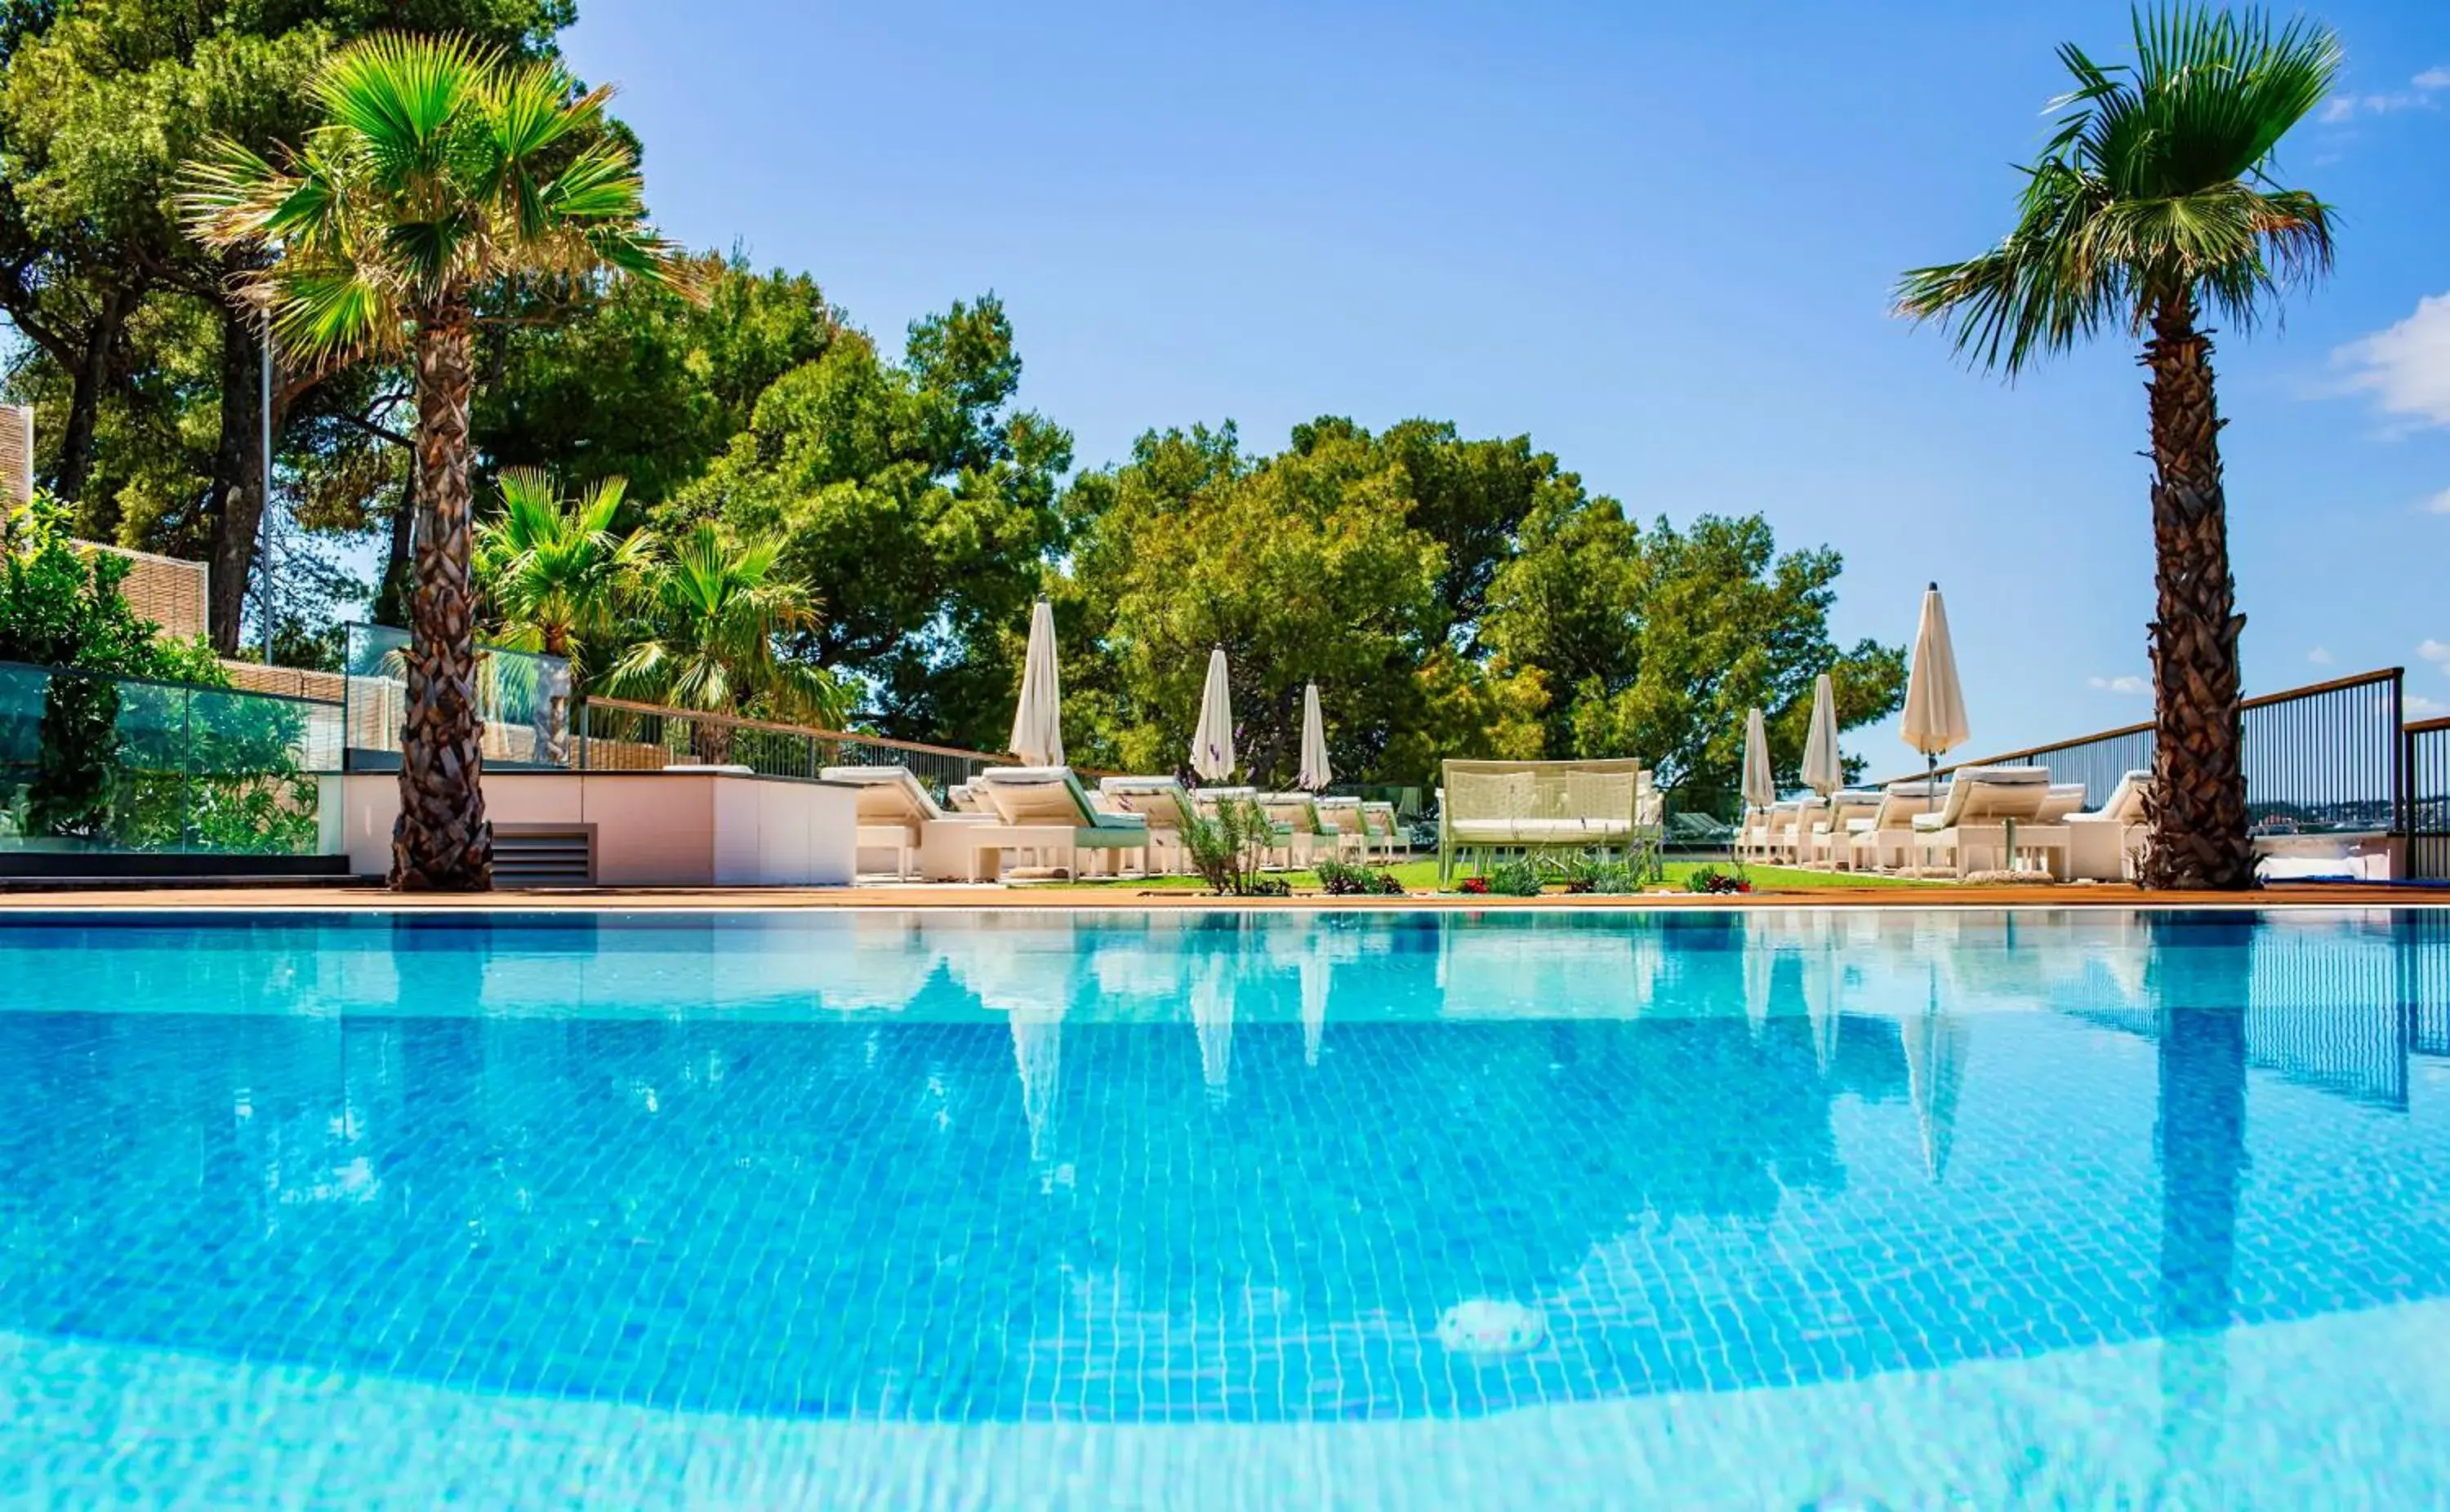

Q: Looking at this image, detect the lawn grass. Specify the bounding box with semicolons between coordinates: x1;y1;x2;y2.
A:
1041;856;1927;893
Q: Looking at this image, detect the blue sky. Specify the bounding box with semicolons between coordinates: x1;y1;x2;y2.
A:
563;0;2450;761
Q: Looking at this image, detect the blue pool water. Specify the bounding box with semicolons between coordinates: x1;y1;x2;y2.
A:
2;906;2448;1507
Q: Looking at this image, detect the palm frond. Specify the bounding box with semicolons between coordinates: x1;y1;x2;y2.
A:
267;265;408;366
315;32;497;193
176;31;703;379
1895;3;2340;373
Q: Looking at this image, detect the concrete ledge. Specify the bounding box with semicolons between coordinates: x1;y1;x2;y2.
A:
320;771;860;887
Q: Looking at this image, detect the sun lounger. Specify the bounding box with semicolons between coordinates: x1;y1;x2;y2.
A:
1098;776;1198;873
974;767;1152;878
2035;783;2087;825
1736;806;1774;863
1762;799;1809;865
2068;770;2149;880
1803;789;1882;869
1195;785;1298;868
1847;780;1941;872
821;766;969;880
1312;795;1374;864
1258;793;1342;865
1909;766;2060;878
1361;799;1405;861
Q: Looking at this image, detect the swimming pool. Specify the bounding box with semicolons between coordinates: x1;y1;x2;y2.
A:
2;907;2446;1506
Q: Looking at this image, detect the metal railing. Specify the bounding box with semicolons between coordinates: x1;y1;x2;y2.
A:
0;660;337;856
1876;669;2406;837
2409;718;2450;883
575;698;1005;796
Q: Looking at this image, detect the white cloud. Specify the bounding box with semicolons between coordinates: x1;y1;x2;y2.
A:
2429;487;2450;514
2320;66;2450;120
2335;293;2450;428
2306;646;2336;665
2088;675;2150;695
2420;638;2450;667
2411;694;2449;718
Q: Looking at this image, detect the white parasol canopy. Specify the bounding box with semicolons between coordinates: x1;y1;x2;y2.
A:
1297;682;1333;792
1009;597;1064;767
1900;582;1970;768
1801;673;1844;797
1192;645;1236;782
1192;954;1236;1103
1740;707;1775;811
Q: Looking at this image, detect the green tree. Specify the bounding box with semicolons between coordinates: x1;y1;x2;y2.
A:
668;295;1073;749
1067;420;1446;785
2;495;225;839
0;0;575;650
1486;504;1906;799
605;523;851;751
179;33;693;891
1895;7;2338;889
473;467;651;678
473;251;842;514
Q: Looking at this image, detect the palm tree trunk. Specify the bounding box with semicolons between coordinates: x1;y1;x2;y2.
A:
391;305;492;891
2140;295;2252;891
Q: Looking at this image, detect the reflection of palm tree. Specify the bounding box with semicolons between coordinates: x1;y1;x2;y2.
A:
2150;913;2249;1493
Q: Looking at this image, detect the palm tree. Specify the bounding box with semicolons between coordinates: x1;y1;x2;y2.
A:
474;469;653;672
1895;8;2338;891
608;524;853;761
177;34;693;891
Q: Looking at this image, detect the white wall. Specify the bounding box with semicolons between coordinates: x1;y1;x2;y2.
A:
321;771;857;887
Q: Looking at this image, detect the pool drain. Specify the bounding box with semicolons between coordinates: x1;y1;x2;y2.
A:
1437;1299;1546;1355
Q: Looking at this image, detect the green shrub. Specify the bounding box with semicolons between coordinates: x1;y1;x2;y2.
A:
1486;859;1548;897
2;498;305;852
1183;795;1276;896
1684;863;1753;896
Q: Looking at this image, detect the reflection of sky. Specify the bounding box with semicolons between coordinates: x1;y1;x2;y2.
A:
0;909;2445;1441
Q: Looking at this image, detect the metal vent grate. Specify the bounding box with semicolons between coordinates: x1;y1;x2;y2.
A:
493;826;595;887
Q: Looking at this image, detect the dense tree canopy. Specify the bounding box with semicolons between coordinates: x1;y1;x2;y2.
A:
2;3;1904;801
662;294;1074;745
0;0;580;649
1051;418;1901;792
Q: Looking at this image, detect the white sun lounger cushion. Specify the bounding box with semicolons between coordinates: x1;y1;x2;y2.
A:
821;766;947;825
979;767;1149;836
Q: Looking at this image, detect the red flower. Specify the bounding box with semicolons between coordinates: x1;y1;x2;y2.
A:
1459;877;1490;895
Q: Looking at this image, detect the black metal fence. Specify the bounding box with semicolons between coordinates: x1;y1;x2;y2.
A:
2410;718;2450;883
1884;669;2407;837
575;699;1003;797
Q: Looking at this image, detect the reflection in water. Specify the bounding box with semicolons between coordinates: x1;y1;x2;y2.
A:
0;908;2440;1433
1900;976;1969;1182
2151;913;2250;1499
